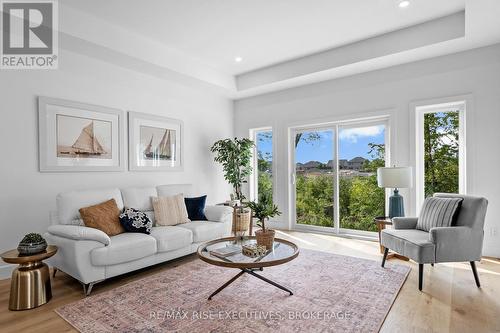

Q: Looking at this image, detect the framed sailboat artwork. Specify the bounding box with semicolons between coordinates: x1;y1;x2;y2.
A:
38;97;125;172
128;111;183;171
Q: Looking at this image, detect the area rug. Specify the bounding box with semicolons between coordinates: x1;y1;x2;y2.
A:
56;249;409;333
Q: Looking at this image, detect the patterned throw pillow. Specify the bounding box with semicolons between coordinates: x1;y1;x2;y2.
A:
416;197;463;232
119;208;153;234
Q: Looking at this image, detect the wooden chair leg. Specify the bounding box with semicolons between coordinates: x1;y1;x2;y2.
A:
419;264;423;291
381;248;389;268
470;261;481;287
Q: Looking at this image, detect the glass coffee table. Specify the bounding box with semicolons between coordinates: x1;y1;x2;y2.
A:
197;236;299;300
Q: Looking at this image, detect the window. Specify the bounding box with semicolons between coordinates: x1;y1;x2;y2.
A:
251;128;273;202
416;101;465;207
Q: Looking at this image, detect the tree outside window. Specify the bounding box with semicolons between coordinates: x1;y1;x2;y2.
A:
423;111;460;197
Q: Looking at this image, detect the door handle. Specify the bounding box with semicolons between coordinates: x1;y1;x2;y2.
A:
291;173;296;185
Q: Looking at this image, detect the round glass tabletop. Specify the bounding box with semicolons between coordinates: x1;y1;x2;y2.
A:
197;236;299;269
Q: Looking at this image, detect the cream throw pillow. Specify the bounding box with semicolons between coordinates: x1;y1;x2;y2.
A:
152;194;190;226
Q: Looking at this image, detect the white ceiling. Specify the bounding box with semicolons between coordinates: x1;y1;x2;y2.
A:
58;0;500;99
63;0;466;75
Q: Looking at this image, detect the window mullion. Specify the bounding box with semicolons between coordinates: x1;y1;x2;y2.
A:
334;125;340;234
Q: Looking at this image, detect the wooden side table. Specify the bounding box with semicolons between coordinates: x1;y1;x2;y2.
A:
374;217;409;261
1;245;58;310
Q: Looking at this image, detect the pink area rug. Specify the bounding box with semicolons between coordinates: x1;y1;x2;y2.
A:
56;249;409;332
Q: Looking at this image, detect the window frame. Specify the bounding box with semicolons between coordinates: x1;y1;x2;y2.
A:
414;101;466;210
250;127;275;203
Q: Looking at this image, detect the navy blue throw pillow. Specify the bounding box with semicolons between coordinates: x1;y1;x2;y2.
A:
119;208;153;234
184;195;208;221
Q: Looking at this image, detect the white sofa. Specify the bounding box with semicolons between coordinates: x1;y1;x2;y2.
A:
44;184;233;295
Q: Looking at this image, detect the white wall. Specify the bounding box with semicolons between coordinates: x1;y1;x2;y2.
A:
234;43;500;258
0;49;233;278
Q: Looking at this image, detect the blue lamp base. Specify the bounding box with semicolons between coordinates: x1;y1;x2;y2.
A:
389;188;405;218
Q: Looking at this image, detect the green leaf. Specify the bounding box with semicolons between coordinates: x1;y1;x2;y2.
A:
211;138;255;201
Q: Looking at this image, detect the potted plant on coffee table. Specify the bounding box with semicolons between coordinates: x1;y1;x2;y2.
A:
211;137;254;236
247;192;281;249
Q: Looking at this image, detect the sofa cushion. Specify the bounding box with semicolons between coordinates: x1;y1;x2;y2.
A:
205;205;233;222
381;229;435;263
79;199;125;236
184;195;208;221
152;194;190;226
91;233;156;266
57;188;124;225
149;226;193;252
144;211;156;225
156;184;193;197
121;187;157;211
119;208;153;234
177;221;226;243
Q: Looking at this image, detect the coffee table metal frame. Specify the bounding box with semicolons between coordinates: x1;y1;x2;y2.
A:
197;236;299;300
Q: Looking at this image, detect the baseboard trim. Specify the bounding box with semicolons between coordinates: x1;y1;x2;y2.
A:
0;264;14;280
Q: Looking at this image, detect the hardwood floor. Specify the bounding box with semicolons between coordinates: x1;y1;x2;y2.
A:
1;230;499;332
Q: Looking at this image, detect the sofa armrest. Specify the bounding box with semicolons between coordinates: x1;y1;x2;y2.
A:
392;217;418;229
43;232;106;284
429;226;472;244
429;226;482;262
205;205;233;223
47;225;110;245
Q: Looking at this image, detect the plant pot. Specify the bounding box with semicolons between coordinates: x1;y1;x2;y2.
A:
17;240;47;255
255;229;275;250
233;207;251;233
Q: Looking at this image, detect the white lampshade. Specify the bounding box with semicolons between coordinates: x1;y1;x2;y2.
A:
377;167;413;189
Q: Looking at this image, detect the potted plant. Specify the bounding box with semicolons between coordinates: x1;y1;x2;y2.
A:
17;233;47;255
247;192;281;249
211;138;254;235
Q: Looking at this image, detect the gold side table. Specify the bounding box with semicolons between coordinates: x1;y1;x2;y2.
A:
374;217;409;261
1;245;57;310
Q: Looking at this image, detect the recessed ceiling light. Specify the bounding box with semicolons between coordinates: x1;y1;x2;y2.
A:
234;57;243;63
399;1;410;8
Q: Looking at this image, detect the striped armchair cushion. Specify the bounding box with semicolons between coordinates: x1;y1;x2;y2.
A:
416;197;463;232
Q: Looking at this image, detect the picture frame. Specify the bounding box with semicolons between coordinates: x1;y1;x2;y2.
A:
38;96;125;172
128;111;184;171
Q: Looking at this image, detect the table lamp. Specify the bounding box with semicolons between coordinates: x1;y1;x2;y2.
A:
377;166;413;218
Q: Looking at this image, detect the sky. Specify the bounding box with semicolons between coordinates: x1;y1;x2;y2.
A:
257;125;385;164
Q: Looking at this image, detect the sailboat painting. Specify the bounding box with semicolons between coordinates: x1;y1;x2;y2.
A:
140;125;176;161
39;96;124;172
57;115;112;159
128;111;183;171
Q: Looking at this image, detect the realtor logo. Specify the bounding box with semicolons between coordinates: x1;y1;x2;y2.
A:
1;0;58;69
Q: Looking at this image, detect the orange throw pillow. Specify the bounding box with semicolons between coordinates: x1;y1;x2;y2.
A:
79;199;125;236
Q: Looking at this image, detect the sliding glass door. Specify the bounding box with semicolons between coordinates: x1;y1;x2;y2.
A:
338;124;386;232
294;128;336;228
291;119;388;235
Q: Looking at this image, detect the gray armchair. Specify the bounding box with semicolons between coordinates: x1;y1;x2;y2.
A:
381;193;488;291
